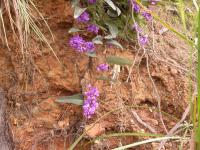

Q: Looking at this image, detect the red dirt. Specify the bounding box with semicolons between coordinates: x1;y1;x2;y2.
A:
0;0;193;149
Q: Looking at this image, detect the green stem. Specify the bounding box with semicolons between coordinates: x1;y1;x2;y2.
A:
197;7;200;127
196;8;200;150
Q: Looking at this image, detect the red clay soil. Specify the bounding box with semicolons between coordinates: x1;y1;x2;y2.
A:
0;0;193;149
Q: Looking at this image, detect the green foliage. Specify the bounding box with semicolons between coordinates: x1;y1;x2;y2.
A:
106;39;124;49
106;56;132;66
68;27;83;33
73;0;140;41
56;94;84;105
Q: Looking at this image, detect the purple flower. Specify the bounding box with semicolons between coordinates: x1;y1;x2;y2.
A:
69;35;86;52
83;98;98;119
97;64;109;71
69;35;95;52
129;0;140;13
88;0;97;4
84;85;99;97
132;22;142;33
77;11;90;23
139;35;148;46
87;24;99;34
142;12;152;21
83;85;99;119
149;0;159;5
85;42;95;52
133;3;140;13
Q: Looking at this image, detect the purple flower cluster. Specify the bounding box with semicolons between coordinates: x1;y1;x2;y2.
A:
129;0;140;13
149;0;160;5
97;63;109;71
132;22;148;46
129;0;154;22
87;24;99;34
129;0;155;46
142;12;152;21
83;85;99;119
88;0;97;4
133;3;140;13
139;35;148;46
69;35;95;52
77;11;90;23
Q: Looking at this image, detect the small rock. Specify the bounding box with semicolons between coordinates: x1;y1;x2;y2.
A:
13;118;18;125
85;123;105;138
26;127;34;133
170;68;178;75
159;27;168;35
57;118;69;129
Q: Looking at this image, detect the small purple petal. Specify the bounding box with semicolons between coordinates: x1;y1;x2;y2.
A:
149;0;160;5
97;64;109;71
77;11;90;23
142;12;152;21
87;24;99;34
133;3;140;13
129;0;140;13
85;42;95;52
132;22;142;33
139;35;148;46
88;0;97;4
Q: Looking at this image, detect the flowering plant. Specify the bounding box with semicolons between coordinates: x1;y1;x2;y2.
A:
67;0;159;119
70;0;159;51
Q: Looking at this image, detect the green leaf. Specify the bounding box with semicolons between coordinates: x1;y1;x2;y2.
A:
74;6;87;19
71;0;80;8
106;39;123;50
104;0;117;10
106;56;132;66
68;27;82;33
106;6;121;17
96;76;110;81
92;35;103;44
105;22;119;38
104;34;115;39
107;10;118;17
116;7;121;16
177;0;186;30
86;52;97;57
56;94;84;105
96;76;117;82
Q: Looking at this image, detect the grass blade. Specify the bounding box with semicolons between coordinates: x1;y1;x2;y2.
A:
112;136;188;150
196;8;200;150
193;0;199;11
177;0;186;30
0;9;11;51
